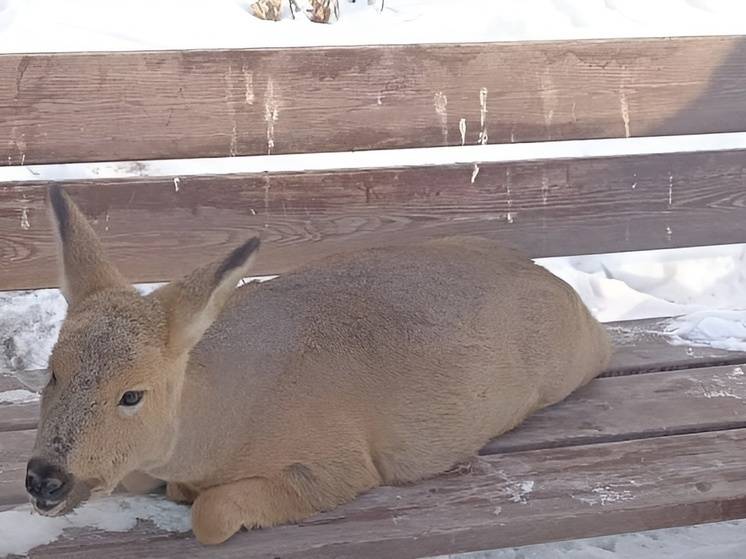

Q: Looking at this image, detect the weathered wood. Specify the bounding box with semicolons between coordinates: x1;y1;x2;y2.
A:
5;149;746;290
2;37;746;164
0;375;38;432
484;363;746;453
605;318;746;376
0;429;33;507
20;429;746;558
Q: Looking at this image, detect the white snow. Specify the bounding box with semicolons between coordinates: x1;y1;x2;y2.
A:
0;389;39;404
3;0;746;557
667;311;746;352
572;483;637;507
0;289;67;374
0;496;191;558
502;478;535;505
0;283;161;376
3;0;746;54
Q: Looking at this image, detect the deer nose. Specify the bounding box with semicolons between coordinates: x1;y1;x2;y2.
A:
25;458;72;506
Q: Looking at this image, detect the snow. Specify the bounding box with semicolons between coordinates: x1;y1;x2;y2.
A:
0;284;161;376
0;389;39;404
667;311;746;352
3;0;746;54
0;496;191;557
502;478;535;505
3;0;746;557
572;483;637;507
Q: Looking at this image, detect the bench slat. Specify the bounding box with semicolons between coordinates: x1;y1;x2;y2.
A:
0;375;39;433
604;318;746;375
6;148;746;290
2;37;746;164
484;362;746;453
17;429;746;558
0;429;33;507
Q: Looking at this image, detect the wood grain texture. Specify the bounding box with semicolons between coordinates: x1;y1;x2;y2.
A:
0;429;33;507
16;429;746;558
484;363;746;453
2;36;746;164
5;149;746;290
0;375;38;432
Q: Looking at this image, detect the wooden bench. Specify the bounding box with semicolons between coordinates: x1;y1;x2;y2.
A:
3;36;746;557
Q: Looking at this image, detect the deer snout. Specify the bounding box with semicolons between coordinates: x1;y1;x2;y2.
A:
25;457;73;512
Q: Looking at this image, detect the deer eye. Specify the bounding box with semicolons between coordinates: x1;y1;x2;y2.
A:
119;391;144;407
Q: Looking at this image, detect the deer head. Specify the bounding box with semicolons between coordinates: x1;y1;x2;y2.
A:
26;186;259;515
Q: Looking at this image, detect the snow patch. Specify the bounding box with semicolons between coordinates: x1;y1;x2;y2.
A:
666;310;746;352
684;368;746;400
0;496;191;558
0;289;67;374
504;478;534;504
0;389;39;405
573;483;636;507
0;279;272;376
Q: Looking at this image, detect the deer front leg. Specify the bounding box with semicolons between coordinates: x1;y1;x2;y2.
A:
166;481;198;504
120;471;165;493
191;476;318;545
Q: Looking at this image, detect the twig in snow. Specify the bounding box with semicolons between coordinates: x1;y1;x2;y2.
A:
288;0;301;19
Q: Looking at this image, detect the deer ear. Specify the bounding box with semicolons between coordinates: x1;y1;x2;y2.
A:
148;238;261;356
48;186;131;307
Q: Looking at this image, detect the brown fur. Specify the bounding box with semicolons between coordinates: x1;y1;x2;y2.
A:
29;186;612;544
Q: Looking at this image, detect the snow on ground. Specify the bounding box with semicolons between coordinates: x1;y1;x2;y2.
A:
4;0;746;557
3;0;746;53
0;497;191;557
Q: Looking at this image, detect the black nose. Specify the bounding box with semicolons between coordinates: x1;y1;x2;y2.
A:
25;457;73;506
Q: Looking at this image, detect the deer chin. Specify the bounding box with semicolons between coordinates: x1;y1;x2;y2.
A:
30;480;93;517
31;498;69;517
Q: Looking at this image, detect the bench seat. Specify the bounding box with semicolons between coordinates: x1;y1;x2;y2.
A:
3;319;746;557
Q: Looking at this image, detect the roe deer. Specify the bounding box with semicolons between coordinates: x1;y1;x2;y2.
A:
26;185;611;544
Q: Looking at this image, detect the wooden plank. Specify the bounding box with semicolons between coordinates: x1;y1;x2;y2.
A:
0;429;33;507
20;429;746;558
3;36;746;164
4;363;746;504
484;362;746;453
0;375;38;432
6;148;746;289
605;318;746;376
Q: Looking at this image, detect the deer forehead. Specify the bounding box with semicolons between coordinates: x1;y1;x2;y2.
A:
53;292;166;383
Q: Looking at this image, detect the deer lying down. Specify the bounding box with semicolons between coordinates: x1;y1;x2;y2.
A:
26;185;612;544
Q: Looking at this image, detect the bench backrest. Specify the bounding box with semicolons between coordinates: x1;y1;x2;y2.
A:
3;36;746;290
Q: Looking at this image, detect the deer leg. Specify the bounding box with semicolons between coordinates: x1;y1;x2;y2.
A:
191;475;318;545
166;481;198;504
119;471;164;493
